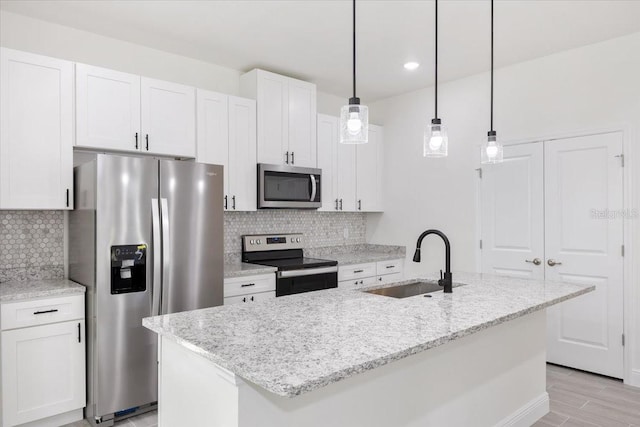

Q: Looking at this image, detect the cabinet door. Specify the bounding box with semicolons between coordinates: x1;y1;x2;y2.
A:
0;48;74;209
76;63;141;152
141;77;196;157
337;143;357;212
228;96;257;211
356;124;384;212
317;114;339;211
287;79;317;167
255;70;289;165
196;89;229;202
2;321;85;426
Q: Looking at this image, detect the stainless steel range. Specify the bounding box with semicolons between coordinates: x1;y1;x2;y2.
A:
242;233;338;296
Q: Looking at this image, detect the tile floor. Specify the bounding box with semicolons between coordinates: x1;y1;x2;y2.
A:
535;364;640;426
63;364;638;427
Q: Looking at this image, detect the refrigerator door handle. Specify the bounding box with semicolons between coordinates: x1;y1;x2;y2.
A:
151;199;162;316
160;198;171;315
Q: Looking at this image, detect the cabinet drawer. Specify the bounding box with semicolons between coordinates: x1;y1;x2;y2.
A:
374;272;404;286
338;262;376;281
376;259;403;276
224;274;275;298
338;276;377;290
1;294;84;331
224;291;276;306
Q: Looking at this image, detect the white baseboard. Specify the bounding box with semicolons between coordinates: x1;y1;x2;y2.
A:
495;393;550;427
627;369;640;388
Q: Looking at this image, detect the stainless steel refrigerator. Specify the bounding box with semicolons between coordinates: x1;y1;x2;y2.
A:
69;154;223;426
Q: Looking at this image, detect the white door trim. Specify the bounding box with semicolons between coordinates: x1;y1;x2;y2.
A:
477;123;636;386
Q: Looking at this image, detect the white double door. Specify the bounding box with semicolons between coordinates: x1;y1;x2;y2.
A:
481;132;624;378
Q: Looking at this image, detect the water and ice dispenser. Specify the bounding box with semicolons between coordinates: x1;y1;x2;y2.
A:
110;244;147;294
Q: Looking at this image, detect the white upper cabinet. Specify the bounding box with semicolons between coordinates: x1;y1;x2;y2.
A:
240;69;317;167
287;79;317;167
317;114;338;211
141;77;196;158
337;142;357;212
227;95;257;211
356;124;384;212
0;48;74;210
196;90;256;211
76;64;141;152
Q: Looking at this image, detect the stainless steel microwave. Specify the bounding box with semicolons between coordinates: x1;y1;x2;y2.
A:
258;164;322;209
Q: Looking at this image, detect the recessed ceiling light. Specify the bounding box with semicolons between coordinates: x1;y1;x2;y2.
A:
404;62;420;71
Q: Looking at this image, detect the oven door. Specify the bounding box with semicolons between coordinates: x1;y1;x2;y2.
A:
258;163;321;209
276;266;338;297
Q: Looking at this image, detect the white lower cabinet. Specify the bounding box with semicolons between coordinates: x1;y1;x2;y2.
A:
1;295;86;427
338;259;404;290
224;273;276;305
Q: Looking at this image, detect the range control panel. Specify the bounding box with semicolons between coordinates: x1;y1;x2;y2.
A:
242;233;304;252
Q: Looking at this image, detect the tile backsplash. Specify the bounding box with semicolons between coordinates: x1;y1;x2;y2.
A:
224;211;366;255
0;211;65;282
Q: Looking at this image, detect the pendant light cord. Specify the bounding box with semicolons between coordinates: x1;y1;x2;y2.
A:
490;0;494;132
352;0;357;100
435;0;438;120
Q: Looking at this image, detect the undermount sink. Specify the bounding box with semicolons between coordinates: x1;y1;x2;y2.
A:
365;281;454;299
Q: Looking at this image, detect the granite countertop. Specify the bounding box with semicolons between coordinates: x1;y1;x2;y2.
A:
306;244;406;266
224;262;277;279
0;279;85;302
143;272;593;398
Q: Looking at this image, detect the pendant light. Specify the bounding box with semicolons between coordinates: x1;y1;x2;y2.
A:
424;0;448;158
481;0;504;164
340;0;368;144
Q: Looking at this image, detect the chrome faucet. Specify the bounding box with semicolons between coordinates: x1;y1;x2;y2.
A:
413;229;453;293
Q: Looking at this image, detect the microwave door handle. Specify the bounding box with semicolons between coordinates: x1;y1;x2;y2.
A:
151;199;162;316
310;175;317;202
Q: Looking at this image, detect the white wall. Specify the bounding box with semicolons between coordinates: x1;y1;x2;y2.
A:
367;32;640;385
0;10;343;114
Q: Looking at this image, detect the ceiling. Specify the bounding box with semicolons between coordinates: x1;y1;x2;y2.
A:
2;0;640;101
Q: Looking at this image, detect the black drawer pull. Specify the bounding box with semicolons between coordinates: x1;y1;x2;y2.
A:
34;309;58;315
386;265;395;269
241;283;255;287
78;323;81;343
250;296;255;302
242;297;247;302
353;269;364;273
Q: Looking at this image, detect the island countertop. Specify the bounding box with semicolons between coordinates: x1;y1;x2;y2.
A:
143;272;593;398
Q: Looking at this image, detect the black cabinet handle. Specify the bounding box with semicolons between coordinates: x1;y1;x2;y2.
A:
339;199;343;210
78;323;81;343
241;283;255;288
335;199;339;210
358;200;362;211
285;151;289;164
250;296;255;302
232;195;236;210
34;309;58;315
242;297;247;303
386;265;395;269
66;189;70;207
291;152;295;164
135;132;139;149
379;277;383;281
354;269;364;273
145;134;149;151
224;195;228;210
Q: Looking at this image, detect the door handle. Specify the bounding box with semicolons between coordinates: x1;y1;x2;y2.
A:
160;198;171;314
547;259;563;267
291;152;295;164
135;132;139;149
339;199;343;210
310;175;317;202
145;134;149;151
525;258;542;266
151;199;162;316
285;151;289;164
335;199;339;210
224;195;228;210
232;195;236;210
358;199;362;211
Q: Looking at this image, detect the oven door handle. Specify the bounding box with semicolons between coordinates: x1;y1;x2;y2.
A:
277;266;337;279
310;175;317;202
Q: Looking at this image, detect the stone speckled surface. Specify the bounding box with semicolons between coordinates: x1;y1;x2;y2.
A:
0;279;85;302
224;262;277;279
306;244;405;265
143;272;593;398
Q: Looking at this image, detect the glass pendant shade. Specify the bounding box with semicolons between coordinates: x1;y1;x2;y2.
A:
481;131;504;164
340;103;369;144
424;119;448;157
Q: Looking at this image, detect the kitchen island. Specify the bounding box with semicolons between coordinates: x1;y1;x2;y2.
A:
143;272;593;427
